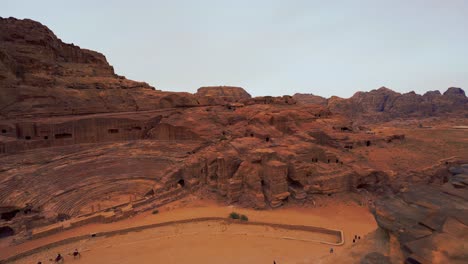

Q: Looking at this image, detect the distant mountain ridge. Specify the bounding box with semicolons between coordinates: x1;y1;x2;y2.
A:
295;87;467;122
0;17;466;122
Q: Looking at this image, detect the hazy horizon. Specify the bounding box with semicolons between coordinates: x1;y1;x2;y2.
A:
3;0;468;98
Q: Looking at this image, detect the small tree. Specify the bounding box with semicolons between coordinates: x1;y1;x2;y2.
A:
229;212;240;219
240;214;249;221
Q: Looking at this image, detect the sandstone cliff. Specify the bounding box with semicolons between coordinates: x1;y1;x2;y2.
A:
0;17;200;118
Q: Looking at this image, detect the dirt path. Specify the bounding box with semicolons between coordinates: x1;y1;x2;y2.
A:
1;199;377;263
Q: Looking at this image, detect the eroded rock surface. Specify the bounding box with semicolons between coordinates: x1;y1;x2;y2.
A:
328;87;467;122
0;17;202;118
372;164;468;264
293;93;327;106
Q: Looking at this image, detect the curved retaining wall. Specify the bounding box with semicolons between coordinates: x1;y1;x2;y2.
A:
0;217;344;263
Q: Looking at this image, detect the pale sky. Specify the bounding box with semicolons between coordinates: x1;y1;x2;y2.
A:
3;0;468;98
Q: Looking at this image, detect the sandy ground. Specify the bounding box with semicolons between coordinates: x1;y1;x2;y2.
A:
1;197;377;264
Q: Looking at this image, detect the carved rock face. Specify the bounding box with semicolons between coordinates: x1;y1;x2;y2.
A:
0;17;206;118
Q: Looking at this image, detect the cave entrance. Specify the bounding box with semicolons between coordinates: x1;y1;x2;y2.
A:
366;141;371;147
1;129;6;133
265;137;270;142
287;177;303;188
405;257;422;264
0;209;20;221
108;129;119;134
0;226;14;238
145;189;155;197
177;179;185;187
57;213;70;222
356;183;370;189
55;133;72;139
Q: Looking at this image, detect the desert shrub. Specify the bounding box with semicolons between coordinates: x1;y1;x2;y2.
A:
229;212;240;219
152;209;159;215
240;214;249;221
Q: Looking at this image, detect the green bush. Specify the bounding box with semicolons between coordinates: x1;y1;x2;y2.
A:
229;212;240;219
240;214;249;221
152;209;159;214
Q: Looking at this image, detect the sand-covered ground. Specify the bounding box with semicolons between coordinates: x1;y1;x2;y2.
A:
2;196;377;264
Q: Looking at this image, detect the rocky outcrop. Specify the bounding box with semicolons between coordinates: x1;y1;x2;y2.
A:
0;17;200;118
372;164;468;264
1;17;467;252
196;86;251;104
328;87;467;122
292;93;327;106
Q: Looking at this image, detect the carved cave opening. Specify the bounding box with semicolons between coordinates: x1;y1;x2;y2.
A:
0;209;20;221
356;183;371;189
55;133;72;139
0;226;14;238
287;177;304;188
108;129;119;134
178;179;185;187
57;213;70;222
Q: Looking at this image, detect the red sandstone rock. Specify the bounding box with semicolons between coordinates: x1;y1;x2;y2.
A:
0;17;202;118
0;18;467;264
327;87;467;122
292;93;327;106
196;86;251;103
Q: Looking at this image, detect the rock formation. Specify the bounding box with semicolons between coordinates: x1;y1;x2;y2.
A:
196;86;251;102
292;93;327;106
372;163;468;264
327;87;467;122
293;87;467;123
0;17;467;264
0;17;200;118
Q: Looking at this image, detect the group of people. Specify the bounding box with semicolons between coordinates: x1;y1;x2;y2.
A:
352;234;361;244
36;249;80;263
329;234;362;254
